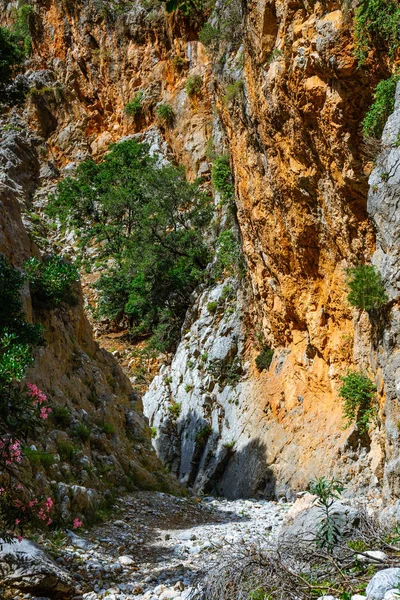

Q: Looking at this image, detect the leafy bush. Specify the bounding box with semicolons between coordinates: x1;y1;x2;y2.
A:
185;74;203;97
0;27;24;84
195;424;212;443
339;370;376;433
309;477;345;553
199;22;220;49
57;439;78;462
156;103;174;126
207;301;218;314
223;80;243;105
125;91;143;116
25;256;79;308
362;76;399;139
47;140;212;351
173;55;187;71
151;425;157;438
211;155;235;204
208;356;242;386
100;422;115;435
0;257;55;539
168;402;181;419
346;264;387;311
13;4;34;55
75;423;90;442
255;346;274;372
354;0;400;64
51;405;71;428
214;229;243;278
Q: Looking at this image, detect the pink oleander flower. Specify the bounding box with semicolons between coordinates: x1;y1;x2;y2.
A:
27;383;47;405
73;518;83;529
15;519;20;525
39;406;52;420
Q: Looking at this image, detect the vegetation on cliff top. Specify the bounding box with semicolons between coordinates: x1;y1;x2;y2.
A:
47;140;213;351
355;0;400;64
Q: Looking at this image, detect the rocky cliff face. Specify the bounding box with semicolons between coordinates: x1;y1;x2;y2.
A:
2;0;398;500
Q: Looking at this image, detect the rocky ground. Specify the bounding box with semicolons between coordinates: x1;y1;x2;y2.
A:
14;492;290;600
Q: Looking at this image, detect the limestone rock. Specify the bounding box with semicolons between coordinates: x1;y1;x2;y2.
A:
366;568;400;600
0;539;74;596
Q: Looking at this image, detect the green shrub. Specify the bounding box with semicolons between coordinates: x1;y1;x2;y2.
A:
75;423;90;442
57;439;78;462
199;22;220;49
195;424;212;443
124;91;143;116
168;401;181;419
51;405;71;428
184;383;194;392
339;371;377;433
25;447;55;469
25;255;79;308
309;477;345;553
223;80;243;105
156;103;174;126
362;76;399;139
208;356;242;386
13;4;34;55
211;155;235;204
151;425;157;438
0;27;24;84
185;74;203;97
223;439;235;450
354;0;400;64
173;55;187;71
207;301;218;314
100;421;115;435
255;346;274;372
214;229;243;277
346;264;387;311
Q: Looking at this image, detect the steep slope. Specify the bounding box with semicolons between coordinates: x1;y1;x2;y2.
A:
0;121;178;523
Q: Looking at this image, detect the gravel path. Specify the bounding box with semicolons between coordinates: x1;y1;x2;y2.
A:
33;492;291;600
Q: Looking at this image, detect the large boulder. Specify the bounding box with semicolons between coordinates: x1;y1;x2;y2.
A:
280;498;359;548
0;538;74;598
366;569;400;600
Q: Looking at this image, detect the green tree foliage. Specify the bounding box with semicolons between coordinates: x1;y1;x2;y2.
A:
346;264;387;311
47;140;213;350
156;103;174;127
362;76;399;139
255;346;274;372
211;155;235;204
339;371;377;433
25;256;80;308
214;229;243;278
354;0;400;64
309;477;345;553
0;27;24;84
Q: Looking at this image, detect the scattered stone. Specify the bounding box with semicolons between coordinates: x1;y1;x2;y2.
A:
366;568;400;600
118;556;136;566
356;550;388;563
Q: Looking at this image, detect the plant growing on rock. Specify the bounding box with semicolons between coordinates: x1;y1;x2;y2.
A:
25;255;80;308
339;370;377;433
354;0;400;64
223;80;243;105
346;264;387;312
309;477;345;553
124;91;144;116
168;401;181;419
362;76;399;139
211;155;235;204
156;103;174;127
255;345;274;372
185;74;203;97
214;229;244;278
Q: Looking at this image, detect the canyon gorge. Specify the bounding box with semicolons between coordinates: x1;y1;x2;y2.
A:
2;0;400;597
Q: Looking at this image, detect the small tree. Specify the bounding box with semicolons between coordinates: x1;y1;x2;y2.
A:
309;477;345;553
339;370;377;433
346;264;387;311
